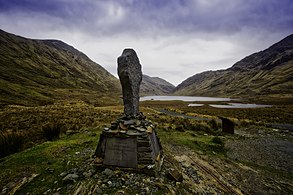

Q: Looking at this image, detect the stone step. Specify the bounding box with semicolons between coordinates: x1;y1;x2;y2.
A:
137;147;152;152
137;141;151;147
138;159;154;164
138;153;153;159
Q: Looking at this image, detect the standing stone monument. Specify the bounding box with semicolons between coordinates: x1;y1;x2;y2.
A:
94;49;163;174
118;49;142;116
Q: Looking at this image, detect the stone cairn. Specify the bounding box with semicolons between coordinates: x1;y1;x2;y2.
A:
94;49;163;174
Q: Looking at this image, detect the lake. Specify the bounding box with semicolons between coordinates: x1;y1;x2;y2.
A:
140;95;233;102
188;103;204;107
209;103;272;108
140;96;272;108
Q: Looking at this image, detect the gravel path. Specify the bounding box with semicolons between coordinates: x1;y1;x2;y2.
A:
226;136;293;173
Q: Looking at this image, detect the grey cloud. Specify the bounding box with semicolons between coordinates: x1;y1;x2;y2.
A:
0;0;292;85
2;0;292;37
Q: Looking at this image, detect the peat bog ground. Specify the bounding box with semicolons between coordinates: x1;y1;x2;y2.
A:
0;100;292;194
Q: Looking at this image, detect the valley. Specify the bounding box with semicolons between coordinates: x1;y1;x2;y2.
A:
0;29;292;194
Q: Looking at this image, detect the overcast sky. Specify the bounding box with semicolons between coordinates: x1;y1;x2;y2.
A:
0;0;292;85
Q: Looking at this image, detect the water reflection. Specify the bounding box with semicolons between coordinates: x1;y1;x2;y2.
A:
140;96;272;108
140;96;232;102
188;103;204;107
209;103;272;108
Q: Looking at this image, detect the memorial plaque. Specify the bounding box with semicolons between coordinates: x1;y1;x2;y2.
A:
103;137;137;168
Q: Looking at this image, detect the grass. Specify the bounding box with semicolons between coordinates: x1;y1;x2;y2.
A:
0;98;291;194
0;131;24;158
141;100;293;124
172;61;293;101
144;108;227;155
0;127;100;194
0;99;229;193
0;30;121;107
0;100;122;157
1;99;292;159
3;98;290;158
238;160;293;181
42;122;62;141
158;130;226;155
0;108;225;194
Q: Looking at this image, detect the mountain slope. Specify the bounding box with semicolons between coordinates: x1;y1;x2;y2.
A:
0;29;121;106
140;74;175;96
174;34;293;99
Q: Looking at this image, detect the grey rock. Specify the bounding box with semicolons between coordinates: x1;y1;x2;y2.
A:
167;169;183;182
136;127;146;132
124;119;135;125
46;167;54;173
62;174;79;182
110;122;118;130
117;48;142;116
43;189;52;195
116;190;125;195
102;168;113;176
59;172;67;177
107;180;112;186
96;187;103;194
69;168;79;174
83;170;93;178
103;179;108;183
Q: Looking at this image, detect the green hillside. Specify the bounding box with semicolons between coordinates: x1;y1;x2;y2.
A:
0;29;121;106
174;34;293;101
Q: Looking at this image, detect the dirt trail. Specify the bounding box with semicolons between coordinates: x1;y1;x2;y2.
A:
186;155;243;194
166;141;293;194
165;143;243;194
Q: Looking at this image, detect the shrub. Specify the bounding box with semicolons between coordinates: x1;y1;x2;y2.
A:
211;136;224;145
0;131;24;158
208;119;220;130
42;123;62;141
192;123;212;132
175;125;185;132
210;136;226;153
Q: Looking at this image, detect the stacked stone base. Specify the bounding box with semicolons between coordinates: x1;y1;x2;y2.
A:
94;114;163;175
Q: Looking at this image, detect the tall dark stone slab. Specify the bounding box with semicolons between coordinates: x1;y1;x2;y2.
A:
117;49;142;116
219;117;234;134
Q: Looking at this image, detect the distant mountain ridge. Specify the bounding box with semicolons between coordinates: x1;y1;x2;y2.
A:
174;34;293;100
140;75;175;96
0;29;121;106
4;29;290;105
230;34;293;71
